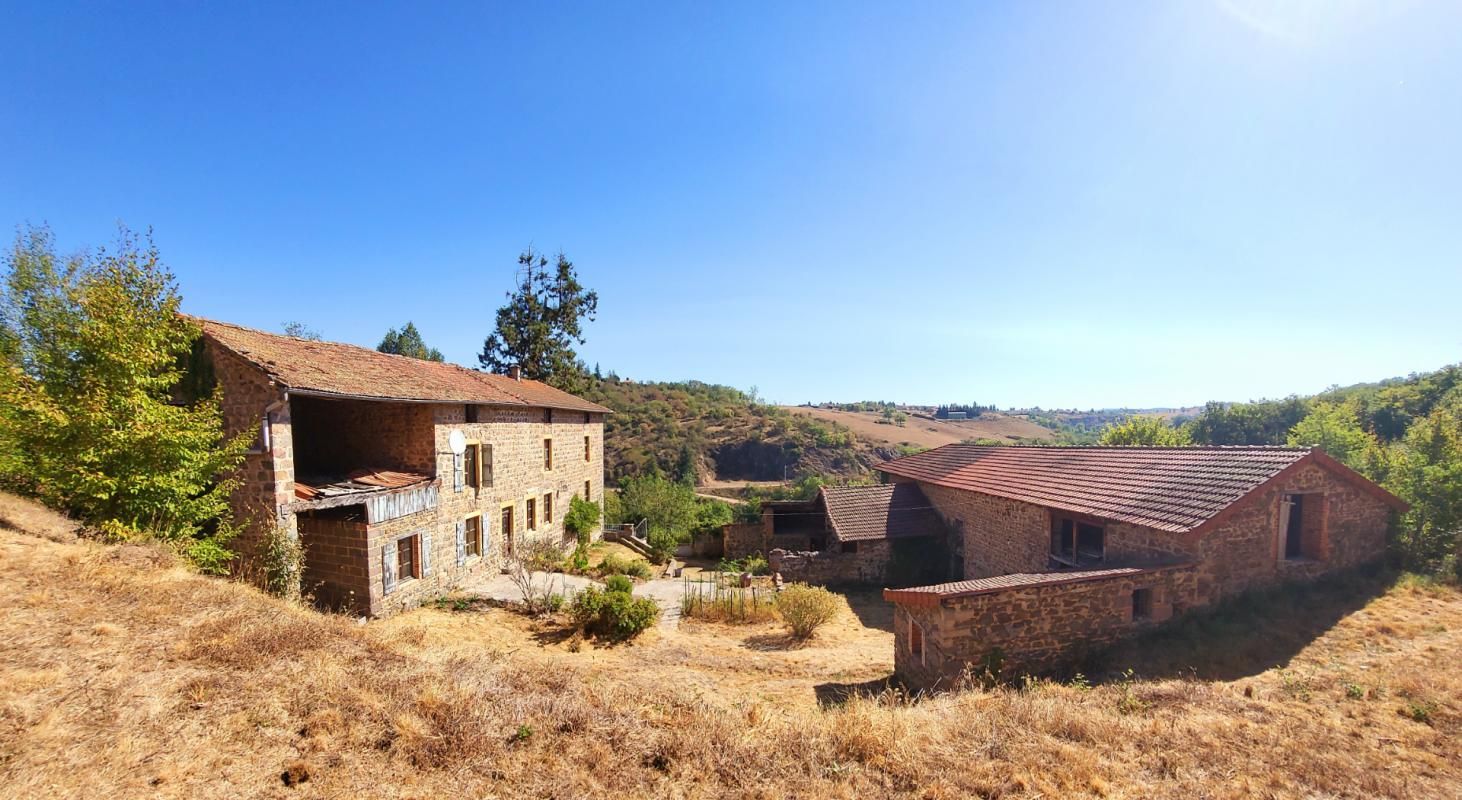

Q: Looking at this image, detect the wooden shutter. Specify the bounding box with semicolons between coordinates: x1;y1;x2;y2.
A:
453;452;464;493
421;531;433;577
482;512;492;555
483;444;493;486
455;520;466;566
382;539;398;595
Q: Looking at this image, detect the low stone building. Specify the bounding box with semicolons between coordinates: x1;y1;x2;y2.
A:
727;483;954;586
876;445;1406;688
195;318;608;617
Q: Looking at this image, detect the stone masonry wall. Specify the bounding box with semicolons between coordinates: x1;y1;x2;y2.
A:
363;404;606;617
770;541;893;585
893;564;1197;689
723;521;770;560
291;396;435;475
913;480;1049;577
206;340;295;567
297;511;370;611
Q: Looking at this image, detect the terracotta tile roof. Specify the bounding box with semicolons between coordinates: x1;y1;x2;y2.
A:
195;318;609;413
876;444;1404;535
820;484;948;542
883;562;1195;607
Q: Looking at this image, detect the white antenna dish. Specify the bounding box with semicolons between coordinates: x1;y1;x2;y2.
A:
448;430;467;455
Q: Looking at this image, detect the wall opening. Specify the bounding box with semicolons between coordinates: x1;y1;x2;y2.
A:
1132;587;1153;620
909;619;925;662
1280;493;1325;561
1051;517;1105;568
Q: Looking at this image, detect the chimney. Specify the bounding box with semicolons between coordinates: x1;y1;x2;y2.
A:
507;365;522;381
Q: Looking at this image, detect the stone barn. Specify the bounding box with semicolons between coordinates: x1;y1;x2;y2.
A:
193;318;609;617
874;445;1406;688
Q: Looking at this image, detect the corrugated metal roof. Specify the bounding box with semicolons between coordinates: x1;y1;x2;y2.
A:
196;317;610;413
883;562;1195;606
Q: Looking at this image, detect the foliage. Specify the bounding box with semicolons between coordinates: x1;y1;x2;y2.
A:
1187;397;1310;446
775;583;839;639
613;472;697;533
717;553;769;575
281;321;321;340
598;552;652;580
1384;402;1462;573
376;321;443;361
478;248;598;394
1286;401;1377;470
603;574;634;594
680;573;777;623
569;583;659;640
1098;415;1191;446
0;226;249;570
646;528;679;564
258;522;304;601
564;495;602;545
507;536;568;615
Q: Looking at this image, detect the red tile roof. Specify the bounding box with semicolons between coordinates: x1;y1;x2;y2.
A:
876;445;1405;535
196;318;609;413
820;484;948;542
883;562;1195;607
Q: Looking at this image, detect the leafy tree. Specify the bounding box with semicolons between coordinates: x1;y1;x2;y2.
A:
478;248;597;393
1286;402;1376;470
614;472;697;537
1187;397;1309;445
563;494;602;545
0;226;249;571
1098;416;1191;446
1384;401;1462;574
377;321;444;362
282;321;321;340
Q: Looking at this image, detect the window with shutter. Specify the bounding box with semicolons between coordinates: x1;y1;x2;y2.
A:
453;451;464;493
455;520;467;566
383;540;398;595
421;531;433;577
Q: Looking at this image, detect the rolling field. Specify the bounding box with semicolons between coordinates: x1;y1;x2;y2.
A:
783;406;1056;449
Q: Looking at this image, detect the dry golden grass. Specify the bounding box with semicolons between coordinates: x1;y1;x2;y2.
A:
0;491;1458;799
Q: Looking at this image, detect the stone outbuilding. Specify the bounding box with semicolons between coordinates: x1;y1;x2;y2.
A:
194;318;609;617
875;445;1407;688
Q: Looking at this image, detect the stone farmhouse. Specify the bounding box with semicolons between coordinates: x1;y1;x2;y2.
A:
193;319;609;617
871;444;1407;688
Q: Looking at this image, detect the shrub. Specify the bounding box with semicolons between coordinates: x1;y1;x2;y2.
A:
569;585;660;640
258;522;304;602
599;552;652;580
743;553;769;576
646;529;679;564
564;495;601;546
776;583;839;639
604;574;634;594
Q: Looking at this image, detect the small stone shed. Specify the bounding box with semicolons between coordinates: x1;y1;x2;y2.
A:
725;483;953;585
875;445;1407;688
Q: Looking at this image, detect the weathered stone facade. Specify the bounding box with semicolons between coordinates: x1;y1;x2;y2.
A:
770;541;893;585
888;459;1397;689
206;338;605;617
892;563;1197;688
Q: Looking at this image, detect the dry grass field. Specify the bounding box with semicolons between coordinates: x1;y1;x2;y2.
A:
783;406;1055;449
1;491;1458;799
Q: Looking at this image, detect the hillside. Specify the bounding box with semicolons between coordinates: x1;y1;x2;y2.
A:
783;406;1055;448
584;379;892;484
1;491;1459;798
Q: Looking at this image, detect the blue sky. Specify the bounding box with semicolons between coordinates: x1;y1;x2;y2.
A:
3;1;1459;409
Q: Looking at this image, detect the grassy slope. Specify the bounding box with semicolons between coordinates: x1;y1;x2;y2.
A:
1;492;1459;799
784;407;1055;448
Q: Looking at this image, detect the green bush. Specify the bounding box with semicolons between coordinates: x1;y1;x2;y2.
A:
647;529;680;564
744;553;769;576
564;495;601;546
604;574;634;594
599;552;653;580
776;583;839;639
569;585;659;640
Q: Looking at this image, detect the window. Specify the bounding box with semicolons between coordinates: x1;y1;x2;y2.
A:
526;497;537;531
465;515;483;558
465;404;481;423
544;438;553;470
584;480;592;500
464;442;481;489
909;619;924;662
501;504;515;558
1050;517;1104;567
842;540;860;554
1132;587;1153;620
1279;493;1325;561
545;408;554;423
398;534;419;581
584;435;592;461
543;493;553;524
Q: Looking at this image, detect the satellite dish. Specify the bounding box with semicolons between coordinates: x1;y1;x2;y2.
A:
448;430;467;455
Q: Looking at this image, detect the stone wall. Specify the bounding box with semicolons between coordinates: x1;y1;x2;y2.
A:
723;521;770;560
292;396;435;475
206;340;295;566
913;480;1049;577
298;510;370;611
770;541;892;585
892;564;1197;689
